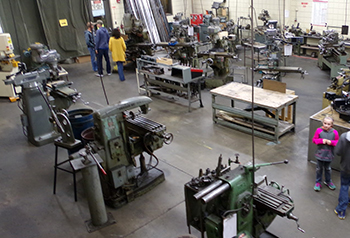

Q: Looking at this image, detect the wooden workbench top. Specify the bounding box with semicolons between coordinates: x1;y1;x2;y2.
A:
243;42;267;49
310;106;350;128
210;82;299;110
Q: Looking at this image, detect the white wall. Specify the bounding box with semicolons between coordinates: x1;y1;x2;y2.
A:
167;0;193;22
292;0;350;35
192;0;350;36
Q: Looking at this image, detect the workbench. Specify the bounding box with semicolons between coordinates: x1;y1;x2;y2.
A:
308;106;350;171
210;82;299;142
136;58;204;112
297;35;321;57
318;53;348;79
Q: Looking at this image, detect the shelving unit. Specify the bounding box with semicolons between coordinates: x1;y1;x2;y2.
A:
136;58;204;112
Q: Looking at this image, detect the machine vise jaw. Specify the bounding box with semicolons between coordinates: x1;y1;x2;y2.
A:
4;70;50;88
95;96;152;118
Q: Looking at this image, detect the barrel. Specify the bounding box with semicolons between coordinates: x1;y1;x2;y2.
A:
68;108;94;141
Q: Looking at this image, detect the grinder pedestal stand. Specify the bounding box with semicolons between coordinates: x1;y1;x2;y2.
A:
71;151;116;232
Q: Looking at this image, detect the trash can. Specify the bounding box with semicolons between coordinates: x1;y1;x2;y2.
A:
68;109;94;141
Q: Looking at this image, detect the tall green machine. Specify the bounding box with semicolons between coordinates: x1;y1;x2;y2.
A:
185;155;304;238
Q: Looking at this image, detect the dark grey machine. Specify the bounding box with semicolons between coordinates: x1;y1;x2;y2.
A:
4;70;80;146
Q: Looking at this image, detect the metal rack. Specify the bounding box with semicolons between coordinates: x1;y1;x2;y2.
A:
136;58;204;112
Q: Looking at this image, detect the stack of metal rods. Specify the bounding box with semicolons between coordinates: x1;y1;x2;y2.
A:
126;0;170;43
151;0;170;42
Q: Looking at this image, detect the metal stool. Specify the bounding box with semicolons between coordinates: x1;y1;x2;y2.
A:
53;138;83;201
52;112;83;202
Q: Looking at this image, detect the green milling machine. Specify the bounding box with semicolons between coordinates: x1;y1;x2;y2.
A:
184;155;304;238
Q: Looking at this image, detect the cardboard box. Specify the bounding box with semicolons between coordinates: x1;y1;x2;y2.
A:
75;55;91;63
156;57;173;65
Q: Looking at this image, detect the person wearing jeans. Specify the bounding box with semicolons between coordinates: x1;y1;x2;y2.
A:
95;20;111;77
334;131;350;219
84;22;97;72
109;28;126;81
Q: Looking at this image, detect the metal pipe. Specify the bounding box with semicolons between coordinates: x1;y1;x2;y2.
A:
201;183;230;204
81;161;108;226
193;180;223;200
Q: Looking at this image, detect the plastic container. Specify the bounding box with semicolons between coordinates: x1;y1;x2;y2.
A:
68;108;94;140
81;127;95;145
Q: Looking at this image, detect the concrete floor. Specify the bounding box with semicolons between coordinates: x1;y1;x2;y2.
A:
1;51;350;238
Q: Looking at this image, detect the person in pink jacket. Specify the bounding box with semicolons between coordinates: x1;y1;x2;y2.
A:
109;28;126;81
312;116;339;191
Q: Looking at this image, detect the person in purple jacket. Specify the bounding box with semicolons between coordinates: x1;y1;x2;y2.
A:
312;116;339;192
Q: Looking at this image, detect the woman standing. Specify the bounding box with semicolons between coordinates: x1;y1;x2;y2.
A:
109;28;126;81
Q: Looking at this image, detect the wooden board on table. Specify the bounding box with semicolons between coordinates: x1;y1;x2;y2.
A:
210;82;298;110
263;79;286;93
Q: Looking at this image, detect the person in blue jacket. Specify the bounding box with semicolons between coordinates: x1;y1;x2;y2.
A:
84;22;97;72
95;20;111;77
334;131;350;220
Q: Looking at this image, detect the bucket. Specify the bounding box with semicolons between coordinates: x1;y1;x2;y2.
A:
68;108;94;140
81;127;95;145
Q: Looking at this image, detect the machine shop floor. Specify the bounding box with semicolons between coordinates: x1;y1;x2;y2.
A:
1;54;349;238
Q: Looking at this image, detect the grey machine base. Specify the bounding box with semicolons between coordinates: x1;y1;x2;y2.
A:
107;168;165;208
85;212;116;233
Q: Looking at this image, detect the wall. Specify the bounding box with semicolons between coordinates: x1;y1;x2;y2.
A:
292;0;350;36
192;0;350;37
167;0;193;22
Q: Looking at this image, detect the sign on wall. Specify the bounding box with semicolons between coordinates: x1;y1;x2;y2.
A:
312;0;328;26
91;0;105;17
